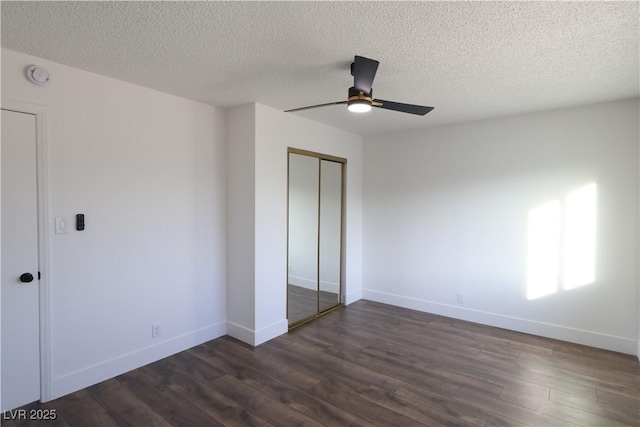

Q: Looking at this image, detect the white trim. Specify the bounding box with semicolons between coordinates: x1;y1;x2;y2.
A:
255;318;288;346
288;274;340;294
226;321;256;346
50;321;226;400
344;288;362;305
226;318;288;347
363;289;638;356
1;98;52;402
288;274;316;290
319;280;340;294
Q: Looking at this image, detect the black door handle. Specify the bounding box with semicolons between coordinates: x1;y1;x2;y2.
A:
19;273;34;283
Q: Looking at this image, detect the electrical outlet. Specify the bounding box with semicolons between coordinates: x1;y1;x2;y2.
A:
456;293;464;305
152;323;161;339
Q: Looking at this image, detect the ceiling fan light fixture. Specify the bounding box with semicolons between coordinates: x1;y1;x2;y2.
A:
347;87;372;113
284;56;433;116
347;99;372;113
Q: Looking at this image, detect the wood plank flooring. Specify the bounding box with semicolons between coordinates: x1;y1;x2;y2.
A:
3;300;639;426
288;284;340;325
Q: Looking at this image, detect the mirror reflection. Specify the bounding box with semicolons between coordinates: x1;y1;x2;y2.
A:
319;160;342;312
288;150;344;326
288;153;319;324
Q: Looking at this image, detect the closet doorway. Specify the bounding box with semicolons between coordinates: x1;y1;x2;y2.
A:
287;148;345;327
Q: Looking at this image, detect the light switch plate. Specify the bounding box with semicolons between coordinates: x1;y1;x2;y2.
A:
55;217;69;234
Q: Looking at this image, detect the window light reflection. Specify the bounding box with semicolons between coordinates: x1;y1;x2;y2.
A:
526;183;597;300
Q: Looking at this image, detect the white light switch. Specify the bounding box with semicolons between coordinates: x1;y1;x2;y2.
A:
55;217;69;234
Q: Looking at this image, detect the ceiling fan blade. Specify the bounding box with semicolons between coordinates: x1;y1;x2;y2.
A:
373;99;434;116
352;56;379;94
285;101;347;113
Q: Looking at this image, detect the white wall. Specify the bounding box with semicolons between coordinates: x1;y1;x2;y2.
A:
255;103;363;336
226;104;256;342
363;99;639;354
1;48;228;399
226;103;363;345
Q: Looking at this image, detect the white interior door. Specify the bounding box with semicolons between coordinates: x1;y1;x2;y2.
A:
1;109;40;411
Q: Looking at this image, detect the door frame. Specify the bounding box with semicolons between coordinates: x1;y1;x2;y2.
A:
2;98;52;403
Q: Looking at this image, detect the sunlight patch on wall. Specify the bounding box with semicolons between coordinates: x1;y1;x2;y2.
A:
527;183;597;300
563;183;597;290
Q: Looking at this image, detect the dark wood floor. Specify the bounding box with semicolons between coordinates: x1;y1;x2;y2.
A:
4;300;639;426
288;284;339;325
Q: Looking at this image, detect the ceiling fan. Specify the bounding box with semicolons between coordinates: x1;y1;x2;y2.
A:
285;55;434;116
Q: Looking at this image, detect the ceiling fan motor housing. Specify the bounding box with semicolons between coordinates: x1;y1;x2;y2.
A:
347;87;373;112
348;86;372;99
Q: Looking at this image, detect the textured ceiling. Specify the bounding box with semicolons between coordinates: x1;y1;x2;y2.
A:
2;1;638;136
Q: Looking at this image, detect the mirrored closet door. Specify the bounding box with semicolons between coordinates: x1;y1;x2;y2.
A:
287;148;345;327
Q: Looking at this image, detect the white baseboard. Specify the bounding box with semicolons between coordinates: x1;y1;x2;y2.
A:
226;321;255;345
255;319;288;346
363;290;638;356
319;281;340;294
49;321;226;401
227;318;288;346
288;275;340;294
345;288;362;305
288;275;316;290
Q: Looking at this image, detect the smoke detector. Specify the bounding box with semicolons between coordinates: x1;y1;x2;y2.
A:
26;65;50;85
